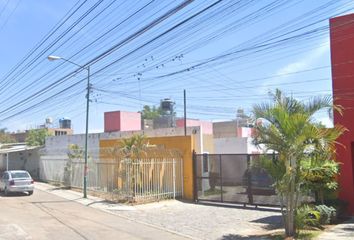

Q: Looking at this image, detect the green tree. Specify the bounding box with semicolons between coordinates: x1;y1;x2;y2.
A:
121;134;148;159
65;144;86;187
66;144;94;189
26;129;51;146
141;105;163;120
67;144;84;161
120;134;149;195
252;89;345;237
101;135;149;193
140;102;177;122
0;128;16;143
301;154;339;204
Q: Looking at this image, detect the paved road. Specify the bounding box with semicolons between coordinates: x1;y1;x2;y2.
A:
0;190;188;240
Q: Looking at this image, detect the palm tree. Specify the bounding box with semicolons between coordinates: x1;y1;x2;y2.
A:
121;134;148;159
120;134;148;195
253;89;345;237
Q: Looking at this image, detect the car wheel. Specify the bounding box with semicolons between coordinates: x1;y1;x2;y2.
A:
28;191;33;196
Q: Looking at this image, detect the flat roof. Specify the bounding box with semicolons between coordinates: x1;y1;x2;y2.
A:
0;145;39;154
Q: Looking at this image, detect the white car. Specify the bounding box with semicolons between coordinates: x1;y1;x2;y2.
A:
0;170;34;196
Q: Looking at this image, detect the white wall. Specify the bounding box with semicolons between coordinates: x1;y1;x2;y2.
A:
0;149;40;179
214;137;262;154
44;126;205;157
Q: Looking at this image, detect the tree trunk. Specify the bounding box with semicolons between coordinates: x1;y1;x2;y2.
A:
280;193;287;226
285;185;296;236
285;158;297;237
285;193;295;236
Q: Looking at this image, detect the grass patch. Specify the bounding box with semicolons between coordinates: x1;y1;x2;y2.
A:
203;188;226;196
267;229;321;240
222;229;322;240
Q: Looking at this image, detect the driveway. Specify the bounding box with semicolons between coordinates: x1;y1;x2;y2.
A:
34;182;283;240
108;200;282;240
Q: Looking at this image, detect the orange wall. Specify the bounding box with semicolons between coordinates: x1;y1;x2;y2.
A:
99;136;195;200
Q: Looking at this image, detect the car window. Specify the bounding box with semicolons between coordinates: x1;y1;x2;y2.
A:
11;172;30;179
2;173;9;179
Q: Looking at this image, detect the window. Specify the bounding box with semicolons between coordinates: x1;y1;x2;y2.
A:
55;131;68;136
11;172;30;179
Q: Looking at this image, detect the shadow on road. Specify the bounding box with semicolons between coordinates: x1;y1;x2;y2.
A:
221;234;269;240
251;215;283;230
0;192;31;197
30;198;82;204
191;200;281;213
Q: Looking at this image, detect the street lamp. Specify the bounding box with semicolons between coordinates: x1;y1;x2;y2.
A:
48;55;90;198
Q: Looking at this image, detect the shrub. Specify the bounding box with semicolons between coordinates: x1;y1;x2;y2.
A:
315;205;336;224
295;205;321;231
323;198;348;220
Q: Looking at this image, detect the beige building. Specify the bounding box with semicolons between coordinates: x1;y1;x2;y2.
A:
10;128;73;143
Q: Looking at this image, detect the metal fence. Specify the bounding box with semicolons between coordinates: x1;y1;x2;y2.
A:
194;153;280;206
125;158;183;202
39;148;183;203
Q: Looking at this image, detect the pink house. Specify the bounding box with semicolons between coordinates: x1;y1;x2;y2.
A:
176;119;213;134
104;111;141;132
236;127;255;137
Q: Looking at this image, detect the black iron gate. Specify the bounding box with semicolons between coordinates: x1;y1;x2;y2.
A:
193;152;280;206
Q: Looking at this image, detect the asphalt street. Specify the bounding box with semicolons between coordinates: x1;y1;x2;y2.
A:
0;189;189;240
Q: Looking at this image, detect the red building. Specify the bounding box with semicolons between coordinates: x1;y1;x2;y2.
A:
330;13;354;214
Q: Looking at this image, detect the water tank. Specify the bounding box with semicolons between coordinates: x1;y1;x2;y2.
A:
161;98;174;112
236;108;244;118
45;117;53;124
59;118;71;129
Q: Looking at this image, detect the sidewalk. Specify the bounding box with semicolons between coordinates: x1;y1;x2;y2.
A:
34;182;136;212
35;182;354;240
317;217;354;240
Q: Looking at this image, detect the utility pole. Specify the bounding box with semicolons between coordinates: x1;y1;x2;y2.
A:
48;55;90;198
6;153;9;171
83;65;90;198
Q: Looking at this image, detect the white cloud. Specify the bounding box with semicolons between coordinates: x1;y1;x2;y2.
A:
317;116;333;128
276;41;329;76
276;61;307;76
257;38;330;94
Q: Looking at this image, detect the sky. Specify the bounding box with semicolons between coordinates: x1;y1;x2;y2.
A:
0;0;354;133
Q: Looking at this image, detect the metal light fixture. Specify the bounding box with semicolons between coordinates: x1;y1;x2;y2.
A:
47;55;90;198
47;55;62;61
